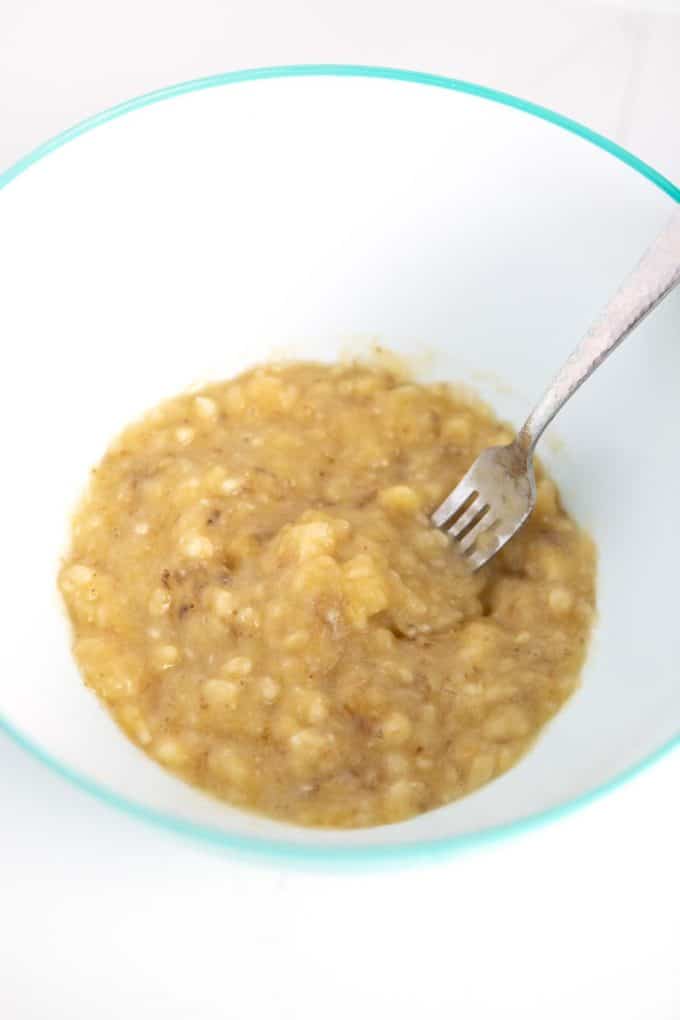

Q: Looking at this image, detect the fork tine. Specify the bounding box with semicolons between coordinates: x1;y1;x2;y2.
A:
430;480;477;529
447;499;489;539
464;544;494;571
431;442;535;571
459;516;497;555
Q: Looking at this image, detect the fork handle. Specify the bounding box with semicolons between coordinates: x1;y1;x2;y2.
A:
518;205;680;453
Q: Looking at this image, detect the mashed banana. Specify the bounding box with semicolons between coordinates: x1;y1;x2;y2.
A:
59;357;596;827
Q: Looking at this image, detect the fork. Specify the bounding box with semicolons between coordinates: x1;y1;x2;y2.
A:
431;207;680;570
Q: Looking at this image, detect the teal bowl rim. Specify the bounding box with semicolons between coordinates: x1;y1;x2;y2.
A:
1;64;678;866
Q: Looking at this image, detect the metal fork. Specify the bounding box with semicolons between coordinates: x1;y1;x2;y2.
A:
431;207;680;570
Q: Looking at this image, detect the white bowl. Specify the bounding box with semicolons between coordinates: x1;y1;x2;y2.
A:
1;66;678;864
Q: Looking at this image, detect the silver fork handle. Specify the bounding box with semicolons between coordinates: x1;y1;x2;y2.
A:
518;206;680;453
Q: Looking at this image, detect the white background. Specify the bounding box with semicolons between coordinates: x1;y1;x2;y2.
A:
1;2;679;1018
2;0;680;183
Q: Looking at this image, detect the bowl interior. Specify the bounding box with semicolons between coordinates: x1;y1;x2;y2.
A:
1;71;678;855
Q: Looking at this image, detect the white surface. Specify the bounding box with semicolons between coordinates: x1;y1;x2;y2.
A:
1;737;679;1020
1;0;680;183
1;3;679;1018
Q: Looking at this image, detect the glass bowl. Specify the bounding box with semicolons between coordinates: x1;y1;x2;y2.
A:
1;65;678;864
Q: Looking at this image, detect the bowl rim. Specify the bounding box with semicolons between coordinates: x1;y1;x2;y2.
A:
1;63;678;866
